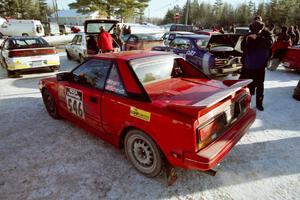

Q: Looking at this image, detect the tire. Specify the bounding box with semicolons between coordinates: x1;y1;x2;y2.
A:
22;33;29;36
0;32;3;38
66;51;71;60
79;54;85;63
7;70;17;78
124;129;164;177
42;89;60;119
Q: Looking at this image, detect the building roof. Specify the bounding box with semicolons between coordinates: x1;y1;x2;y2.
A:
50;9;98;18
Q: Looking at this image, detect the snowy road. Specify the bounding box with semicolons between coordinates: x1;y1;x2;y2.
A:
0;53;299;200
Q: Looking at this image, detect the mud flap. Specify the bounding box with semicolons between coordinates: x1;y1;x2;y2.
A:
165;164;177;186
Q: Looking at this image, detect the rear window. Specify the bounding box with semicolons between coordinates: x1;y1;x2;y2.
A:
130;55;177;85
86;23;115;33
8;38;50;49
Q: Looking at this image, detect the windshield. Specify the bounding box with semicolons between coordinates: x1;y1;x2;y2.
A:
86;23;115;33
196;38;210;48
8;37;50;49
130;55;177;85
138;34;162;41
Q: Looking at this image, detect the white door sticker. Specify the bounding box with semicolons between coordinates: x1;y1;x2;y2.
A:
65;87;85;119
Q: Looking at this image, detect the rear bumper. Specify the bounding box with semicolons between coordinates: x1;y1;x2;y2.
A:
6;54;60;71
182;108;256;171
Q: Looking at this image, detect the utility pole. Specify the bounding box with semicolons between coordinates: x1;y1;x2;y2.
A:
185;0;190;25
52;0;59;24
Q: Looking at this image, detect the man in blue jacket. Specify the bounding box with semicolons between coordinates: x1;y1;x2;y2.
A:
241;20;273;111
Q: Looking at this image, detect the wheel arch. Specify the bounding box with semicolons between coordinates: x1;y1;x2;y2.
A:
118;125;165;157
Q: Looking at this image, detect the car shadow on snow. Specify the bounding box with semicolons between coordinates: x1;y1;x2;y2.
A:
1;96;299;199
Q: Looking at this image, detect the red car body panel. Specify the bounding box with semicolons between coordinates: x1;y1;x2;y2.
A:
40;51;256;171
282;46;300;69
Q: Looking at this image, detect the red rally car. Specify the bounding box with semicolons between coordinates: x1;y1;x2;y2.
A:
39;51;256;178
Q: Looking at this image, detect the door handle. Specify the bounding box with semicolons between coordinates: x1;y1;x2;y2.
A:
89;96;98;103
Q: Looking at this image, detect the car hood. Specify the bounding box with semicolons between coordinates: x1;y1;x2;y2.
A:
207;34;242;49
144;78;227;107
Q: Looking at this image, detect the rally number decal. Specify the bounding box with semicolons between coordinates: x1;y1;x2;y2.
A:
65;87;85;119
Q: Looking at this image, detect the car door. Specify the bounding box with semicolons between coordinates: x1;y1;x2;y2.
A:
126;35;138;50
57;58;112;132
169;38;192;58
0;39;10;66
72;35;83;60
68;35;79;57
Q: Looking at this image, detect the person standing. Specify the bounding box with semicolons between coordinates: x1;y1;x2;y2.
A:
288;26;296;45
269;26;292;70
241;20;273;111
97;26;113;53
293;25;299;45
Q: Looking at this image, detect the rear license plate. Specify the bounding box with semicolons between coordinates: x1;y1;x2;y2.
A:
31;61;43;67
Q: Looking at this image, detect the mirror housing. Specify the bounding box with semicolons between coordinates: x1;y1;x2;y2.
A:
56;72;73;82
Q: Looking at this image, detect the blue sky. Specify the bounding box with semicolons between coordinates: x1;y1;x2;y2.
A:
48;0;264;18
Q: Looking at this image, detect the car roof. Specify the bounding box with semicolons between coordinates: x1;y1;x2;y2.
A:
8;36;43;40
92;51;173;61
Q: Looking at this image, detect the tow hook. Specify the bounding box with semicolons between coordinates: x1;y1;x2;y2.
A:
203;164;220;176
203;169;217;176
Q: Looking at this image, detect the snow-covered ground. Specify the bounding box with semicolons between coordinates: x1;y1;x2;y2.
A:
0;53;299;200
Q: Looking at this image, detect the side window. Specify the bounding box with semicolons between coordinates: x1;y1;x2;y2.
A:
128;36;138;42
72;59;111;89
76;35;82;45
4;40;10;49
105;64;127;96
71;36;78;44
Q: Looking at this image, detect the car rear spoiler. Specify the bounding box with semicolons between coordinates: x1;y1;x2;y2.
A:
167;79;252;116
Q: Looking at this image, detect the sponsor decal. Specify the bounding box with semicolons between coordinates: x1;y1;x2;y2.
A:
130;106;151;122
65;87;85;119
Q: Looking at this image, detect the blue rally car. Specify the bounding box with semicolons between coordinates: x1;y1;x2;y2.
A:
152;34;243;76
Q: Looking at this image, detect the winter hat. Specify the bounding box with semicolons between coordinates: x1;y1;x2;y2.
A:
249;21;265;34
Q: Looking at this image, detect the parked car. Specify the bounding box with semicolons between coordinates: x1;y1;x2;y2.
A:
39;51;256;178
235;27;250;35
66;19;120;63
281;45;300;70
170;24;197;32
59;24;72;35
0;19;44;37
152;34;243;76
124;33;163;51
42;22;60;36
0;36;60;77
161;31;195;45
194;29;222;36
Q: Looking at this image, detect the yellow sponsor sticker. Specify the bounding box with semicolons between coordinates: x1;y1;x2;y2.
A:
130;106;151;122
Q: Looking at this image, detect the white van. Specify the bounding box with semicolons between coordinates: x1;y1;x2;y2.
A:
0;19;45;37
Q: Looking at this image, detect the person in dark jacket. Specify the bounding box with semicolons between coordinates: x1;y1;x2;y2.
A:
240;20;273;111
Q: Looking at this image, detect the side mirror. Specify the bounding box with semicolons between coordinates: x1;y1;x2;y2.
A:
56;72;73;82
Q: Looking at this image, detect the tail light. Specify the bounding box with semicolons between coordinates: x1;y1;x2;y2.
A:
196;113;227;150
8;48;56;58
196;92;250;150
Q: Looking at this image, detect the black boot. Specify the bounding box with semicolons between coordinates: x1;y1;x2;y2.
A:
256;96;264;111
